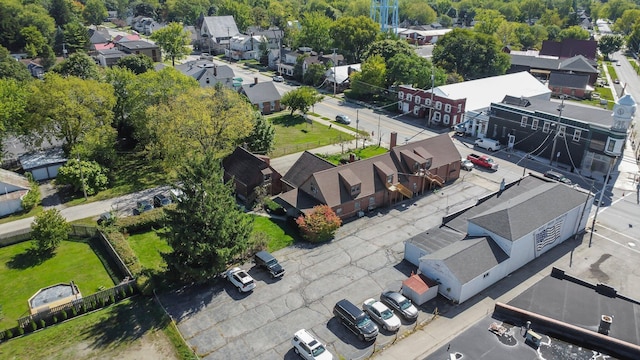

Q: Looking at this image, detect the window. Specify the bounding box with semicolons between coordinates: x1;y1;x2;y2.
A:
607;140;616;152
521;116;528;127
444;104;451;113
354;201;361;210
443;114;450;125
398;92;404;100
263;173;271;181
558;126;566;137
386;174;393;183
435;101;442;110
457;104;462;112
351;184;360;195
415;96;421;104
542;122;550;133
433;112;441;121
206;77;210;84
531;119;539;130
425;98;431;106
573;129;581;142
413;107;420;115
406;93;412;102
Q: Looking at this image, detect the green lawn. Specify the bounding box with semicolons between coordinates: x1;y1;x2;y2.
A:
0;297;192;360
127;231;171;272
606;63;618;82
269;114;355;157
0;240;114;329
316;145;388;165
252;216;298;252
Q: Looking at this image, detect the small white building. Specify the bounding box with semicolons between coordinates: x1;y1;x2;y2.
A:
0;168;30;216
19;148;68;181
401;273;438;305
404;175;592;303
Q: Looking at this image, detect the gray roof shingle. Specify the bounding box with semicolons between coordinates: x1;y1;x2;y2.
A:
282;151;335;188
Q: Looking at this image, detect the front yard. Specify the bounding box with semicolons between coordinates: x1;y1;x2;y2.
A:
269;114;356;157
0;239;114;329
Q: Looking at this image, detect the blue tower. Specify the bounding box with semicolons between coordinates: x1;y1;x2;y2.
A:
370;0;399;34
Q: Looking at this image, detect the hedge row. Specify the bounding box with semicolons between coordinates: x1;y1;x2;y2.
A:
104;230;143;276
115;207;167;233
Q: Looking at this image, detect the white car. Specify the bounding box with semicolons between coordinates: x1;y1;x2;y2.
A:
291;329;333;360
362;298;401;332
461;159;474;171
273;75;284;82
226;267;255;292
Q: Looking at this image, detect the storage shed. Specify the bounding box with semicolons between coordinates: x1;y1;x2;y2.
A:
401;273;438;306
19;148;67;181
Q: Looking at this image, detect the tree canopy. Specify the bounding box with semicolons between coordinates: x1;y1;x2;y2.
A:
330;15;379;62
432;28;510;80
150;22;191;66
281;86;324;115
163;152;254;283
31;209;70;254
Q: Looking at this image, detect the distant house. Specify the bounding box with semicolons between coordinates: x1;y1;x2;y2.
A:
540;39;598;61
89;28;112;51
228;34;266;60
26;62;44;79
325;64;360;92
222;147;282;205
196;15;240;55
240;80;282;114
19;148;67;181
131;16;161;35
509;54;598;86
95;49;129;67
246;26;284;49
397;27;452;45
115;40;161;62
175;60;236;88
275;134;461;220
277;47;345;78
0;168;30;217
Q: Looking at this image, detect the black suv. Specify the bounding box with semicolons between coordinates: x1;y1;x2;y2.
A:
254;250;285;278
153;194;172;207
333;299;378;341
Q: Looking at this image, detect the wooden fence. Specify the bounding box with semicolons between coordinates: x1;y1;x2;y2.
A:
0;224;98;247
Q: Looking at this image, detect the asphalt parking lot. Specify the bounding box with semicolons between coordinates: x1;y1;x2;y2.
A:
158;177;497;360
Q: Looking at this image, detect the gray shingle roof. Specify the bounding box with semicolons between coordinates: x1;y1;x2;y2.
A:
421;236;509;283
558;55;597;73
549;72;590;89
469;182;587;241
203;16;239;39
241;82;281;103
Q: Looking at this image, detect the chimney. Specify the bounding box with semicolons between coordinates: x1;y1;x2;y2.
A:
254;77;258;85
349;153;355;162
390;132;398;149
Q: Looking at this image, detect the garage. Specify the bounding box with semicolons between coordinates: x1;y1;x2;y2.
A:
19;148;68;181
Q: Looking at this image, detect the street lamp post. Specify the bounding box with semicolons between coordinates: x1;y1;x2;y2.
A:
355;111;359;149
549;95;565;165
377;114;382;146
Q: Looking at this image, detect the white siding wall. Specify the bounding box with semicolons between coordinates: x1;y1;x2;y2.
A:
404;242;429;266
419;259;462;302
0;198;23;217
458;263;510;303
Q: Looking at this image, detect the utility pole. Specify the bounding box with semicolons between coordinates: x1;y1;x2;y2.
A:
549;95;565;165
332;48;338;95
77;155;88;201
377;114;382;146
589;156;617;247
355;110;359;149
427;66;435;127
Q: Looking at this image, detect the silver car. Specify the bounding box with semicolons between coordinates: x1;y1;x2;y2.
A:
380;291;419;321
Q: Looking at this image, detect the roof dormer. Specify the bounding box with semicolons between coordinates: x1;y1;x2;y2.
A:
338;168;361;198
400;150;427;173
374;161;395;184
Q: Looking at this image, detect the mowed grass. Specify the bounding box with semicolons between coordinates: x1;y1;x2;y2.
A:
127;230;172;272
316;145;388;165
0;240;114;329
269;114;355;157
252;215;298;252
0;297;188;360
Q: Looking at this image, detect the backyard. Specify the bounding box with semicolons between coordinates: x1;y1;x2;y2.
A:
0;239;114;329
269;114;356;157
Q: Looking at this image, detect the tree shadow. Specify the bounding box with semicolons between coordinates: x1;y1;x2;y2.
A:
271;114;305;127
7;247;54;269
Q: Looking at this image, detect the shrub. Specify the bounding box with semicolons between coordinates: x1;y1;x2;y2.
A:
115;208;165;234
71;307;77;316
30;321;37;331
136;274;153;296
5;329;12;339
109;294;115;304
264;198;285;215
128;284;134;295
119;288;126;299
82;304;87;313
103;230;143;276
56;159;109;196
100;298;106;307
39;319;45;329
21;176;40;211
52;315;58;324
31;209;70;254
295;205;342;242
17;327;24;335
61;310;67;320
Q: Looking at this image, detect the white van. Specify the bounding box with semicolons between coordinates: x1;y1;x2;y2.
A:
474;138;502;151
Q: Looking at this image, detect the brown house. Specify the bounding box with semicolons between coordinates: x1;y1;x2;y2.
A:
240;80;282;114
397;85;467;127
276;134;461;220
222;147;282;205
115;40;161;62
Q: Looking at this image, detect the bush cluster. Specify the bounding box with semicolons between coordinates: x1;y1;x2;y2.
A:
115;208;165;233
104;230;143;276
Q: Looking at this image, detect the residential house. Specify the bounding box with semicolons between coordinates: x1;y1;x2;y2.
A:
19;147;67;181
404;175;592;303
246;26;284;49
281;151;335;192
175;60;236;88
277;47;344;78
228;34;266;60
548;72;592;99
275;133;461;220
240;79;282;114
222;147;282;205
406;72;551;138
95;48;129;67
325;64;361;93
485;94;636;174
115;40;161;62
131;16;160;35
196;15;240;55
0;168;30;217
26;62;44;79
397;85;466;127
509;54;599;86
112;34;141;43
397;27;451;45
88;27;112;51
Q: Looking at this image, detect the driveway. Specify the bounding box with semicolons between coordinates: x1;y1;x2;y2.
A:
157;177;497;360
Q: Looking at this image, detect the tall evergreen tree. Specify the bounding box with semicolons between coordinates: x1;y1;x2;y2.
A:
163;152;254;283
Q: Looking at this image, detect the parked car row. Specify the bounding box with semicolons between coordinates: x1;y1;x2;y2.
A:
225;250;284;292
132;193;173;215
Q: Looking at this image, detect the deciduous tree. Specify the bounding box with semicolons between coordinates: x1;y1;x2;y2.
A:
281;86;324;115
51;52;100;80
362;39;414;63
83;0;108;25
20;26;48;58
116;54;154;74
474;9;506;35
294;12;333;52
399;0;437;25
432;28;510;80
56;159;109;196
296;205;342;242
150;22;191;66
163;152;254;283
558;25;590;41
31;209;70;254
598;35;624;60
146;85;255;162
0;46;31;81
350;54;386;98
330;16;379;62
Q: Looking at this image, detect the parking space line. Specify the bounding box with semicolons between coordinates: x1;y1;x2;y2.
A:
590;230;640;254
